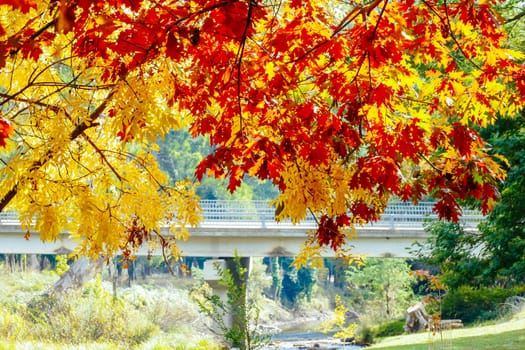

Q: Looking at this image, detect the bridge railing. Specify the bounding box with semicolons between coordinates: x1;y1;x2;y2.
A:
0;211;21;224
0;200;484;229
379;202;484;229
200;200;484;229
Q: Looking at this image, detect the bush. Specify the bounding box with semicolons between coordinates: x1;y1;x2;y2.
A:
371;319;406;338
25;275;158;346
0;307;26;339
0;271;227;348
354;325;374;345
441;285;525;324
121;286;201;333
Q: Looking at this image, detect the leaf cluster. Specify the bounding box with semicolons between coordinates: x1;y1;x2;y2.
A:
1;0;524;259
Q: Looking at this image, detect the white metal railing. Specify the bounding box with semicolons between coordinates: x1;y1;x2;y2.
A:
0;200;484;229
199;200;484;229
0;211;20;223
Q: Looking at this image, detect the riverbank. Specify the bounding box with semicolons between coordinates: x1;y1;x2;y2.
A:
368;315;525;349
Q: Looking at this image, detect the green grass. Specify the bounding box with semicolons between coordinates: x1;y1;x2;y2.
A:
368;318;525;350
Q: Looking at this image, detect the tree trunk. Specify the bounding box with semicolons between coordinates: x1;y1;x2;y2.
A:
51;256;104;293
27;254;40;271
226;257;251;350
405;302;431;333
385;282;391;318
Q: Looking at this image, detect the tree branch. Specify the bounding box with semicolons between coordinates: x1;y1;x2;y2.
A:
0;89;116;212
235;0;256;139
505;10;525;24
83;135;126;182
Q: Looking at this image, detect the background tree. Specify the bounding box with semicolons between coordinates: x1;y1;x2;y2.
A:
191;255;269;350
478;113;525;285
265;256;317;307
411;221;486;289
267;257;282;301
157;129;279;200
414;112;525;289
346;258;417;322
0;1;524;262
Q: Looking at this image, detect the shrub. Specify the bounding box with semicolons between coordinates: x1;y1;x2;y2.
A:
371;319;406;338
25;275;158;346
441;285;525;324
0;308;26;339
121;286;201;333
1;271;224;348
354;324;374;345
319;295;357;341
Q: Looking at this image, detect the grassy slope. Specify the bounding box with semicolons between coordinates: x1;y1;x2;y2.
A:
368;317;525;350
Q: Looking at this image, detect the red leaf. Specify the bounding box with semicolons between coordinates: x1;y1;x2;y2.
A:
195;154;224;181
316;215;345;251
165;30;182;59
370;84;394;106
397;119;428;160
3;0;37;13
433;194;461;222
202;2;250;41
0;118;13;147
290;0;303;8
300;142;329;166
227;165;243;193
350;201;380;222
480;183;497;215
117;122;133;142
450;123;477;157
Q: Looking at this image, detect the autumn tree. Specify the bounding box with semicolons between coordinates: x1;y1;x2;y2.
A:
0;0;524;262
411;2;525;289
415;112;525;289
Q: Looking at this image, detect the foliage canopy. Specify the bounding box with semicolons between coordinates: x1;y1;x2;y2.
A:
0;0;524;259
414;112;525;288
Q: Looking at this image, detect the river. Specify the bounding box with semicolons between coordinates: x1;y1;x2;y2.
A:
263;330;365;349
258;312;365;350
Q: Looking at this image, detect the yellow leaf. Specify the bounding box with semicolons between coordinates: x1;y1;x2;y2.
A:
265;61;276;81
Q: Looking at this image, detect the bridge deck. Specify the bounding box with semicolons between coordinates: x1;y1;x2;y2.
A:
0;201;483;257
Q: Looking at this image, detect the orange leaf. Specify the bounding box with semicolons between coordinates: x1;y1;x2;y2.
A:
56;2;75;34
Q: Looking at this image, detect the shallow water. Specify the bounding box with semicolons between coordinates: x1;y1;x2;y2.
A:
264;330;364;349
271;330;338;341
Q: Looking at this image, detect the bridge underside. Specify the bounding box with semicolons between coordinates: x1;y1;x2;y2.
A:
0;224;426;258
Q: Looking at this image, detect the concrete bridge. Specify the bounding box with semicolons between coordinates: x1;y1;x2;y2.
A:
0;200;483;258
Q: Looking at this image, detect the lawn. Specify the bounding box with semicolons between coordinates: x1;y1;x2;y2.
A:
368;317;525;350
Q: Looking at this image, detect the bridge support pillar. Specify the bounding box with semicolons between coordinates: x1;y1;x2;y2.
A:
203;256;251;349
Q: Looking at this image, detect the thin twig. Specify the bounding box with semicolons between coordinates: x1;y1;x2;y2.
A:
235;0;256;139
83;135;126;182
